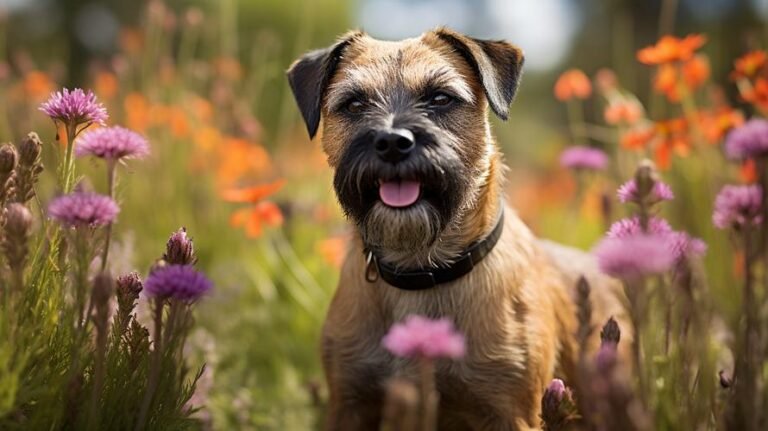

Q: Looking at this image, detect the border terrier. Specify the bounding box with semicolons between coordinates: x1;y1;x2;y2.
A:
287;28;628;430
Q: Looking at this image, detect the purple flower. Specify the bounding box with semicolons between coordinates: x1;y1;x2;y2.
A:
607;216;673;238
667;232;707;260
75;126;149;161
560;146;609;171
39;88;108;127
382;315;465;359
594;234;676;280
144;264;213;301
48;191;119;227
617;179;674;204
712;185;763;229
606;217;706;261
724;119;768;161
595;343;619;372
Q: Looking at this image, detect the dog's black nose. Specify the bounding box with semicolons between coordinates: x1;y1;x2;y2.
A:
374;129;415;163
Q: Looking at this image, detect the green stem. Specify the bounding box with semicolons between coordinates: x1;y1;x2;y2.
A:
136;299;164;431
100;161;116;271
566;99;587;146
62;123;76;193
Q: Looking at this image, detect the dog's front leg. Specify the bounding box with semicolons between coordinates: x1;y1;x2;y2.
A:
322;335;385;430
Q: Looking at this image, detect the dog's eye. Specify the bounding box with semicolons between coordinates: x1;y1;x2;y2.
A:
428;92;454;108
345;99;365;114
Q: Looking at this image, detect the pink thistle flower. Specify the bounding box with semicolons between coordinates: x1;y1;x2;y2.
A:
712;184;763;229
48;191;119;227
144;264;213;302
559;146;609;171
724;119;768;161
594;234;676;280
606;217;706;262
39;88;108;127
382;315;465;360
617;178;674;204
606;216;672;238
75;126;149;161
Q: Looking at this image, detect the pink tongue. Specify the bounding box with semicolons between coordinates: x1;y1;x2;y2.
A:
379;180;421;207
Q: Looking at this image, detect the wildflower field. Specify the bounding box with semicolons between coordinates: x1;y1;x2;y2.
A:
2;0;768;430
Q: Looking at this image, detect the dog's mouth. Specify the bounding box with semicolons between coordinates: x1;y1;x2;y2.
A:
378;179;421;208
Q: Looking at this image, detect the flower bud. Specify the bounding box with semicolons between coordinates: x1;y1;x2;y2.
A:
163;227;196;265
2;203;33;272
0;143;17;175
18;132;42;167
541;379;577;430
600;316;621;346
634;159;657;203
117;272;143;308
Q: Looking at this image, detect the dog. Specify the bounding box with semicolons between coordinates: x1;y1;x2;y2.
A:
287;28;629;430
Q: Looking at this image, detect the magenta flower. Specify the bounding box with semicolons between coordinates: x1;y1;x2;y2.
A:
382;315;465;359
48;191;119;227
607;216;672;238
724;119;768;161
144;264;213;301
560;146;609;171
617;178;674;204
606;217;706;262
75;126;149;161
594;234;676;280
39;88;108;127
712;185;763;229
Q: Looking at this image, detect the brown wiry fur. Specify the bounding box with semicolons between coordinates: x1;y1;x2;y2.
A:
288;28;630;431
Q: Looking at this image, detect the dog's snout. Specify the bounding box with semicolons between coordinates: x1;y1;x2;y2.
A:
374;129;415;163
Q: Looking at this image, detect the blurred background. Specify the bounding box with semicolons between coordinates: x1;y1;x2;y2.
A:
0;0;766;429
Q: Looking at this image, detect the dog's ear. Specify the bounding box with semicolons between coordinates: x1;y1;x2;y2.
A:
286;31;363;139
434;28;524;120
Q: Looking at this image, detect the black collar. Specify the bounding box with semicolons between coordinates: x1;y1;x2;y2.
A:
364;211;505;290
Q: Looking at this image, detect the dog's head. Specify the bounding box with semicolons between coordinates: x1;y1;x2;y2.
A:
287;28;523;259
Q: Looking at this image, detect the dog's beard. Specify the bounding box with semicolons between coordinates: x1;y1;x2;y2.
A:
333;134;472;257
362;201;443;252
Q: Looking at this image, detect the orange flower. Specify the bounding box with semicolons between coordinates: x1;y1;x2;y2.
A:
95;72;119;99
124;92;150;132
193;126;223;152
653;118;691;169
741;78;768;111
317;236;349;268
554;69;592;101
168;107;190;138
731;50;767;80
604;100;643;125
23;70;54;100
637;34;706;65
220;179;285;203
621;126;656;150
740;159;757;183
653;56;709;102
224;180;286;238
215;138;272;186
191;97;213;122
229;201;283;238
654;64;679;100
699;107;744;144
682;55;709;88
